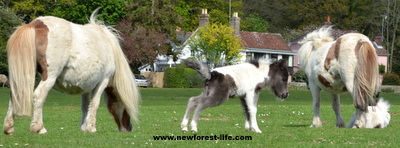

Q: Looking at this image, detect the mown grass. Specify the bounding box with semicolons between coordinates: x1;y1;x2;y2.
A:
0;87;399;147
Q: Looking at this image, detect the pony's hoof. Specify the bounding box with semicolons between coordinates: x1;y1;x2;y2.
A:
310;124;322;128
336;123;345;128
30;123;45;134
38;128;47;134
251;128;262;133
182;130;188;133
81;123;97;133
3;127;14;135
191;129;197;133
82;128;97;133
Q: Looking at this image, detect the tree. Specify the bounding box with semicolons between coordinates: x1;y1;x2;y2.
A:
241;13;269;33
46;0;126;25
9;0;46;22
0;7;23;75
178;0;243;32
241;0;380;36
9;0;126;25
380;0;400;73
117;20;167;73
116;0;182;72
188;24;242;69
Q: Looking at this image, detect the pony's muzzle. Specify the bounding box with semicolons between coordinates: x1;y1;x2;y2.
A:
280;92;289;99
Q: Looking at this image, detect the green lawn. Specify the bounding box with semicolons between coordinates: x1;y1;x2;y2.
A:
0;87;399;147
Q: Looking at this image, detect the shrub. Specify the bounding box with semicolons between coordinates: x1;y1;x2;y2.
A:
184;68;204;88
381;88;394;93
292;69;307;82
164;67;204;88
379;65;385;74
382;73;400;85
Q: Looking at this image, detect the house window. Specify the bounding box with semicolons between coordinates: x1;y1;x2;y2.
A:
271;54;278;59
254;53;265;60
246;52;252;62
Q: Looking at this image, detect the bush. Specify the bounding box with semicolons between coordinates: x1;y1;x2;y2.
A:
292;69;307;82
379;65;385;74
382;73;400;85
164;67;204;88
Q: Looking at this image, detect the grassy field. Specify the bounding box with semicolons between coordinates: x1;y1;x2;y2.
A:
0;87;399;147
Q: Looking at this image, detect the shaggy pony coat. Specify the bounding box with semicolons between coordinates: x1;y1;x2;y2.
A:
4;9;140;134
298;27;390;128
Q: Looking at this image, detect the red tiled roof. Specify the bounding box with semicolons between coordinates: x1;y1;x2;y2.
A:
239;31;291;51
292;29;359;42
376;48;389;55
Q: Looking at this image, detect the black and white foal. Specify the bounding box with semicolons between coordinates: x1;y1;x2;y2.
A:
181;59;289;133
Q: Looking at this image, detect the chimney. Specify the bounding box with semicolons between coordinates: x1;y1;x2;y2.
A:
199;9;209;27
375;35;383;45
230;12;240;36
322;16;332;26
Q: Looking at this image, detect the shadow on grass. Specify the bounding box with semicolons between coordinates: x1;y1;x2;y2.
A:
283;124;309;127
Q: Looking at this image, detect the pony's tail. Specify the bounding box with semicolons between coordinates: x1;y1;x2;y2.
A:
101;27;141;123
183;59;211;79
7;24;37;116
376;98;390;112
353;40;379;111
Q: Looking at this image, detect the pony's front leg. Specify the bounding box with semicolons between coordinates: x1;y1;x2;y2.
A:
310;85;322;127
30;79;55;134
245;92;262;133
81;80;109;133
332;94;345;127
3;101;15;134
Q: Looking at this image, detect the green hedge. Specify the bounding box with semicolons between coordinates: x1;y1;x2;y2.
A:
292;69;307;82
164;67;204;88
382;73;400;85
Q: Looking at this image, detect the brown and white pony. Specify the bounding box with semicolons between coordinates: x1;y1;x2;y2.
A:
298;27;390;128
181;59;289;133
4;9;140;134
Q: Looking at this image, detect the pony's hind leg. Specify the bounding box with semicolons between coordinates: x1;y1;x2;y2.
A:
189;95;229;133
240;97;251;131
81;79;110;133
244;92;262;133
310;84;323;127
3;101;14;134
30;78;57;134
181;95;202;133
332;94;345;127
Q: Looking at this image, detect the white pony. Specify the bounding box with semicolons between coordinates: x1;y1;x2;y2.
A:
298;27;390;128
0;74;8;87
347;99;391;128
181;59;289;133
4;9;140;134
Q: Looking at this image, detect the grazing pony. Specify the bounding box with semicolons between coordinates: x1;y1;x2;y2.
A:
347;99;390;128
181;59;289;133
0;74;9;87
4;9;140;134
298;27;390;128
